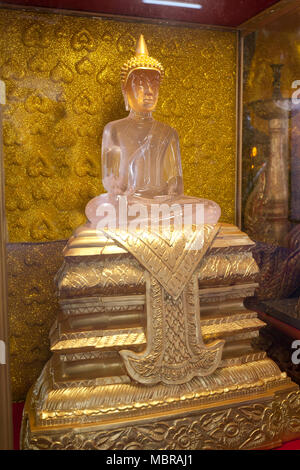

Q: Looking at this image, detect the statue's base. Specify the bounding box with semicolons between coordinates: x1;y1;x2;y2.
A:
20;223;300;449
21;374;300;450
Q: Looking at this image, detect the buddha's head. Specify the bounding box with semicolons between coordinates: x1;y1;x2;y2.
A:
121;35;164;113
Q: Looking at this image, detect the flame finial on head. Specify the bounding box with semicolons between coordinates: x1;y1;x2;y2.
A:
135;34;149;56
121;34;164;89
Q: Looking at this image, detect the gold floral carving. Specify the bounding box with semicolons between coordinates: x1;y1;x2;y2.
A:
99;225;219;299
57;256;145;298
25;358;284;424
88;226;224;384
22;391;300;450
121;273;224;384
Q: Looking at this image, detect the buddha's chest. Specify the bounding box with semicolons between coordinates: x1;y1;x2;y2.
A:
116;122;167;161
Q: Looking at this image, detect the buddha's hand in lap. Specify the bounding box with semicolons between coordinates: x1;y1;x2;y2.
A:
167;176;183;197
103;175;127;196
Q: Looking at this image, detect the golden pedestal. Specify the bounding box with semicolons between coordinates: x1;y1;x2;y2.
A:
21;223;300;450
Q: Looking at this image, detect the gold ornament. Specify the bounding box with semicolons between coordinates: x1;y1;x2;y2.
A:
121;34;164;88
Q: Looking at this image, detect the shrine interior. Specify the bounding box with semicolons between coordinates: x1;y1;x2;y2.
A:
1;0;300;452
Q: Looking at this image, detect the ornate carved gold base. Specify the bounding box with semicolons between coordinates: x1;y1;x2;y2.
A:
21;380;300;450
20;223;300;450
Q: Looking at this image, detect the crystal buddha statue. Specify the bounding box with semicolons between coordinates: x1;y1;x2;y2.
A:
86;35;221;228
21;34;300;452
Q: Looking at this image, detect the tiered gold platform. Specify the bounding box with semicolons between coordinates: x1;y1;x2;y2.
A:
21;223;300;450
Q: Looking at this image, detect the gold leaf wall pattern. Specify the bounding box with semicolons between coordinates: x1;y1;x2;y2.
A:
0;8;236;242
7;241;66;401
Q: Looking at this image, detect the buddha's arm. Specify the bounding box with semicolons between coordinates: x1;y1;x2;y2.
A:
101;124;127;195
163;130;184;196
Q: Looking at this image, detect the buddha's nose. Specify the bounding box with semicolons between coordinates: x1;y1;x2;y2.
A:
145;83;153;95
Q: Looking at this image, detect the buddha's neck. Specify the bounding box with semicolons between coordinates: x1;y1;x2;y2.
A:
129;109;153;122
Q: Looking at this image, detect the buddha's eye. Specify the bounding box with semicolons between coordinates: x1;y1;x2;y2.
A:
135;77;143;86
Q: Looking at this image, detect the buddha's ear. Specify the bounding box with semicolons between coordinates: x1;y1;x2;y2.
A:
122;90;129;111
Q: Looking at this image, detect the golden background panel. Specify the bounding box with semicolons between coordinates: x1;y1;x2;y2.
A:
7;241;66;401
0;8;237;242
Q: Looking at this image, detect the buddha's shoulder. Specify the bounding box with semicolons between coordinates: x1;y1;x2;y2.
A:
103;118;178;136
103;117;128;132
155;120;178;136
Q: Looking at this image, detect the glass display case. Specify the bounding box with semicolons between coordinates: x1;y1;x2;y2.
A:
241;4;300;362
1;0;300;451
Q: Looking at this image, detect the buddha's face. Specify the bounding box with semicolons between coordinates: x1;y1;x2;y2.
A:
125;69;160;113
